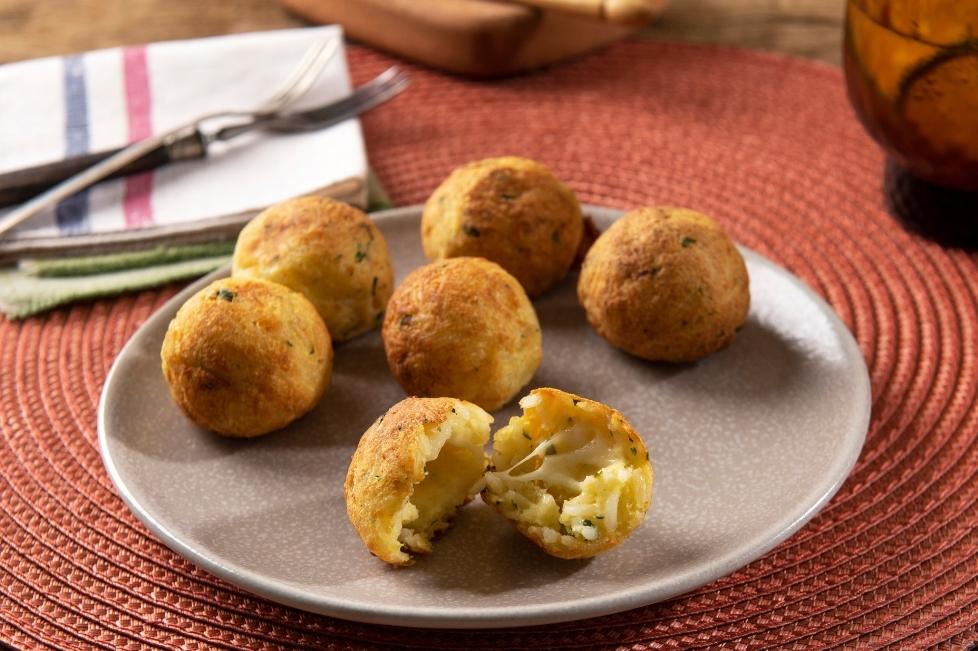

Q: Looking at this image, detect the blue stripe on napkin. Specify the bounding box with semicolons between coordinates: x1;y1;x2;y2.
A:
56;54;90;235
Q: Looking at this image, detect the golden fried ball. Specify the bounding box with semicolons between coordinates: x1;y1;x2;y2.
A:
482;388;653;559
161;278;332;437
421;156;583;297
382;257;542;412
232;196;394;342
578;207;750;363
345;397;492;565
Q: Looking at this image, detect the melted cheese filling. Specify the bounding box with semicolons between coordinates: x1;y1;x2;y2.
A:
485;415;639;545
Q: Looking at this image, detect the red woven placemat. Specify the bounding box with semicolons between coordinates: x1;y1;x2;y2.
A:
2;41;977;650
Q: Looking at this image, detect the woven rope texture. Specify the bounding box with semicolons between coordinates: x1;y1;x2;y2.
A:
1;42;977;649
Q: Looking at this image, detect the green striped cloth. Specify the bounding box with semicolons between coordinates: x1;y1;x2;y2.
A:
0;175;393;319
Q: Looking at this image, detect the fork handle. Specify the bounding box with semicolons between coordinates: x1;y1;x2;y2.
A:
0;129;206;209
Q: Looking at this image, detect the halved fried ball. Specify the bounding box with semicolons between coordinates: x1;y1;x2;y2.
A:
482;388;653;559
578;207;750;363
345;397;493;565
161;278;332;437
382;257;542;412
421;156;583;297
232;196;394;342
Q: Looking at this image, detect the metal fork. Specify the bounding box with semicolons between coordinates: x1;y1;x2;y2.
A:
0;37;340;239
216;65;409;140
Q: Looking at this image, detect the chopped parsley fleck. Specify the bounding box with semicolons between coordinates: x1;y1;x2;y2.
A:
399;314;413;327
361;222;374;241
215;288;235;302
500;192;518;201
462;224;481;237
374;474;382;479
522;431;531;440
355;248;368;263
630;446;638;455
582;519;594;527
681;236;696;247
546;443;557;455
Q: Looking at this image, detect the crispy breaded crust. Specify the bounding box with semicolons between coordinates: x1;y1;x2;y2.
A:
161;277;332;437
233;196;394;342
421;157;583;297
578;207;750;363
344;397;462;566
382;257;542;412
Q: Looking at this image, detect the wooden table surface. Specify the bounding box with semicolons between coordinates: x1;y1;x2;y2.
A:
0;0;844;66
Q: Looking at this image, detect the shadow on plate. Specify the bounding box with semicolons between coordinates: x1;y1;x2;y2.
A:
117;333;404;463
191;493;595;596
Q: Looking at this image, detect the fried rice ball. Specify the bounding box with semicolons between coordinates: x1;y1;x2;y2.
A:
421;156;583;297
232;196;394;342
382;257;542;412
578;207;750;363
345;397;492;565
482;388;653;559
161;278;332;437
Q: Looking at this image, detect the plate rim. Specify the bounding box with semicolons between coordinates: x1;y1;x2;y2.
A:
97;204;871;629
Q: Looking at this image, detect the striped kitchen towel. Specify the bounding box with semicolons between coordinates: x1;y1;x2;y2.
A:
0;26;368;261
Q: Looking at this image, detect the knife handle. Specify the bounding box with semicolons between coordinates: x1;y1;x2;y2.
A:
0;129;206;209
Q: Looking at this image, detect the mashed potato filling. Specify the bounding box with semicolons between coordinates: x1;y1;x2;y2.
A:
395;402;490;553
483;393;650;549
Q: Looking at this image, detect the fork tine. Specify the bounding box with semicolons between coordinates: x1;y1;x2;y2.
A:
211;67;408;141
279;67;408;127
268;77;408;134
254;37;341;116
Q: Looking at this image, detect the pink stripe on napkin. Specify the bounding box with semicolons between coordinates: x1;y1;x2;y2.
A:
122;46;154;228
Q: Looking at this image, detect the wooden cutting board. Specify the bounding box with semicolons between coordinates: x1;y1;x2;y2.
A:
279;0;657;77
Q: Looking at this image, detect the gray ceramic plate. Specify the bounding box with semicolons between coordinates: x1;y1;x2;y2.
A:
98;205;870;629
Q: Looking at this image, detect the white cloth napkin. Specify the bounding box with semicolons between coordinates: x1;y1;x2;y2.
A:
0;26;367;255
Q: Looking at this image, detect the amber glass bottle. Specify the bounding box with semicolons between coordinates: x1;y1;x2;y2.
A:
844;0;978;191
